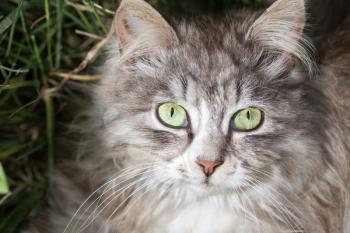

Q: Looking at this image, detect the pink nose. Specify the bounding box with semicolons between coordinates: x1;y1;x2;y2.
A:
196;159;224;177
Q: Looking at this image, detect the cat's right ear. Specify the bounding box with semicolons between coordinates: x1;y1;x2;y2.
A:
115;0;178;53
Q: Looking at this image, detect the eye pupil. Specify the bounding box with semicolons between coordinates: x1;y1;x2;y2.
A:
246;110;250;120
170;107;175;117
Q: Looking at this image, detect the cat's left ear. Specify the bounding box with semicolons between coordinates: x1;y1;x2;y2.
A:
115;0;178;52
246;0;313;77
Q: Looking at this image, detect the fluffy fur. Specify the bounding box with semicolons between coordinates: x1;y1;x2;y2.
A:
25;0;350;232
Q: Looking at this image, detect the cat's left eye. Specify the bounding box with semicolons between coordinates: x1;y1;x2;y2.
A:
230;107;263;131
157;103;188;129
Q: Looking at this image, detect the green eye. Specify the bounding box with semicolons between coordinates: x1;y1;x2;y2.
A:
231;107;263;131
157;103;188;128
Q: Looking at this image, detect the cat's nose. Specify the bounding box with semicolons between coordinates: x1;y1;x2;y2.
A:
196;159;224;177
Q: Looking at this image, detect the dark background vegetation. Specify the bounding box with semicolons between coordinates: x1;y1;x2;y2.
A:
0;0;263;232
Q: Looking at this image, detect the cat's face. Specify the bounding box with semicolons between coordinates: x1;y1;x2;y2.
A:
97;0;324;199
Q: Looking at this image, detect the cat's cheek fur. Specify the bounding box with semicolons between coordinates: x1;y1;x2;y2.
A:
209;160;247;188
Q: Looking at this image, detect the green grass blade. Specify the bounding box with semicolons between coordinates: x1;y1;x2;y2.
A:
0;10;16;35
44;0;53;70
86;0;107;34
0;163;9;194
5;0;24;57
0;64;29;74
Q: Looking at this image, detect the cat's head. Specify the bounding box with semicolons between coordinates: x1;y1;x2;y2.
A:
95;0;326;200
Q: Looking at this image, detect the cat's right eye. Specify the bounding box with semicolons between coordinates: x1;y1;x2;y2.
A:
157;103;188;129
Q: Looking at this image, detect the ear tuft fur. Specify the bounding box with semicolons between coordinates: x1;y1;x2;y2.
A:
115;0;178;53
246;0;315;77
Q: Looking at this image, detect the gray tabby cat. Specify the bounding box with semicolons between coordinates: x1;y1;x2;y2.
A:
26;0;350;232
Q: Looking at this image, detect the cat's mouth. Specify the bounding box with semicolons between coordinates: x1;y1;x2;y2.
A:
187;178;228;194
180;175;218;188
202;178;210;186
177;174;250;197
172;177;218;193
201;177;216;187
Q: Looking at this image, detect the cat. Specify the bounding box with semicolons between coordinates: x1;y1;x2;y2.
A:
25;0;350;232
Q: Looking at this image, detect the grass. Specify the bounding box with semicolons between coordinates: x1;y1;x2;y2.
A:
0;0;262;232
